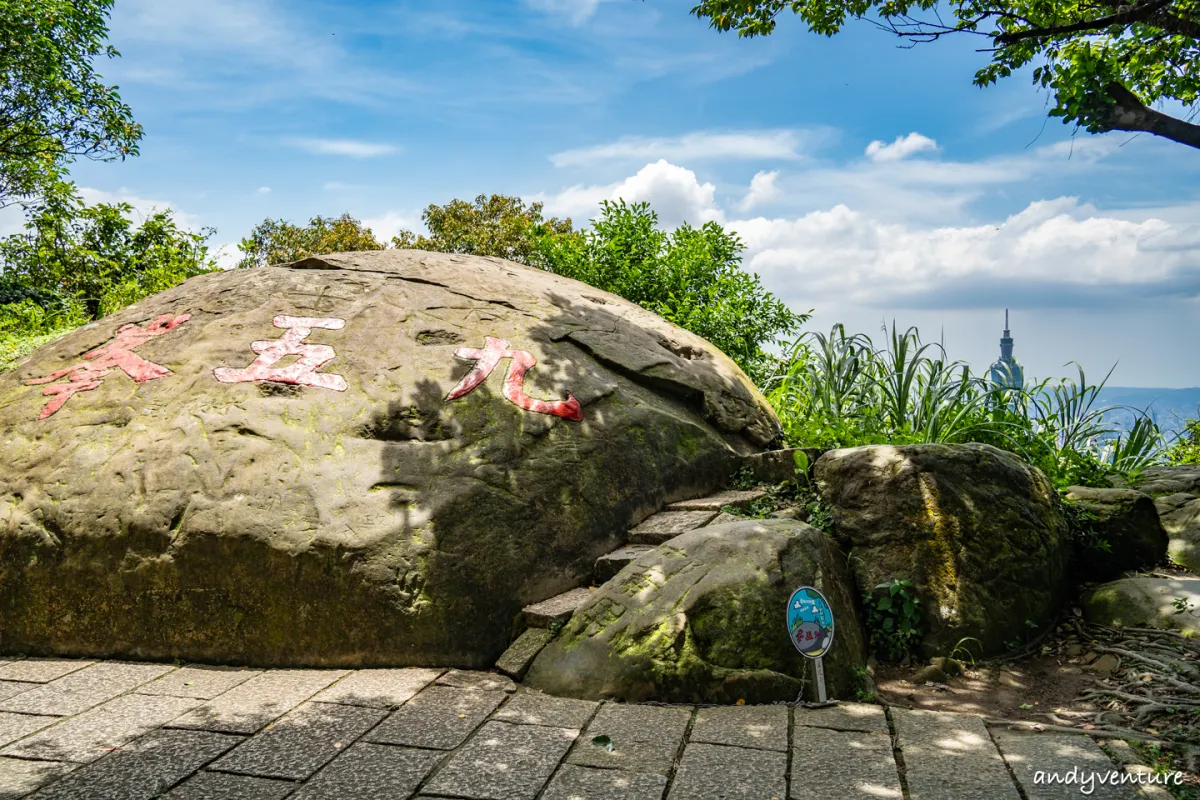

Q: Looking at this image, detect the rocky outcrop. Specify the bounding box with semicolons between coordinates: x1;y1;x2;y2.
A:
1082;575;1200;634
815;443;1070;657
1062;486;1168;581
1118;466;1200;572
524;518;867;703
0;250;780;667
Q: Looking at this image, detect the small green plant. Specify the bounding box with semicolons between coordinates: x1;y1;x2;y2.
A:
863;579;922;661
949;637;983;666
850;666;875;703
1060;499;1111;556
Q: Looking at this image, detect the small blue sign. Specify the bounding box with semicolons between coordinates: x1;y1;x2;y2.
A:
787;586;834;659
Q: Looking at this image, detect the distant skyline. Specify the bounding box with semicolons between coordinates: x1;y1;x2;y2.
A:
1;0;1196;387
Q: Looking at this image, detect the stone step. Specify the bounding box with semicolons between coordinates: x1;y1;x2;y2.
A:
628;510;717;545
495;628;552;680
742;447;824;485
522;587;594;628
667;488;769;512
594;545;656;583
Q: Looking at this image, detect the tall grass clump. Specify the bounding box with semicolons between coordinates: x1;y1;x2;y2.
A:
763;323;1171;488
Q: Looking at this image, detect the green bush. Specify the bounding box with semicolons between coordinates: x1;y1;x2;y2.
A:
863;579;923;661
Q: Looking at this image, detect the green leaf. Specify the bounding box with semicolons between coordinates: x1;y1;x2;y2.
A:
592;735;614;752
877;596;893;611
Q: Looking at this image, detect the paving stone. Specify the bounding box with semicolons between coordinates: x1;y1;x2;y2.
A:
493;692;598;729
163;771;298;800
0;712;60;748
290;742;442;800
689;704;788;752
366;686;506;750
0;662;175;716
435;669;516;693
496;629;552;680
568;703;691;776
791;724;902;799
168;669;349;734
892;708;1020;800
138;666;261;700
628;511;718;545
0;757;78;800
209;701;384;781
312;668;442;708
667;488;769;512
667;742;786;800
992;728;1139;800
523;589;595;628
28;729;242;800
594;545;656;583
795;702;889;734
541;764;668;800
424;720;579;800
708;511;744;526
0;660;92;685
2;693;201;763
0;682;37;703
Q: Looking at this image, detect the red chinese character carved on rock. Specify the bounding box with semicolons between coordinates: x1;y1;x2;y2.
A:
213;315;347;392
445;336;582;421
23;314;191;420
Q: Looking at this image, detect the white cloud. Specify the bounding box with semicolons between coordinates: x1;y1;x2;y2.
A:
255;186;272;195
865;132;939;163
541;160;722;228
286;138;398;158
551;130;809;168
738;170;781;212
76;187;205;233
526;0;605;25
363;211;419;242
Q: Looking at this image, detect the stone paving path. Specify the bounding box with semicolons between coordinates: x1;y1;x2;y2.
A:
0;657;1159;799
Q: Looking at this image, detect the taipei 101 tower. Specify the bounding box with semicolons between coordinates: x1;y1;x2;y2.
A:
988;310;1024;389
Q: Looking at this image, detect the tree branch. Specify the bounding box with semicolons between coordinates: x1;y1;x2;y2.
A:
1101;81;1200;149
994;0;1176;43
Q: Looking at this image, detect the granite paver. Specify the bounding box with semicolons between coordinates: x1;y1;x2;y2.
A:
27;729;241;800
0;683;36;704
992;728;1140;800
435;669;516;693
0;712;60;749
568;703;692;775
366;686;507;750
667;742;787;800
1;693;201;763
137;667;261;700
163;771;298;800
209;701;384;781
0;662;92;685
667;488;768;511
423;720;579;800
893;708;1021;800
791;725;901;799
0;662;175;717
0;757;77;800
523;589;595;628
541;764;668;800
628;511;718;545
795;702;889;733
289;743;442;800
594;545;655;583
312;668;442;709
689;704;788;752
168;669;349;735
493;692;598;729
496;630;552;679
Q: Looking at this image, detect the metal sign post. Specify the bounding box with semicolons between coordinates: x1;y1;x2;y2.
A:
787;585;835;703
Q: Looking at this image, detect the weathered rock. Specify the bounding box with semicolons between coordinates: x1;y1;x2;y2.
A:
495;629;552;680
1120;465;1200;496
1082;575;1200;633
741;447;823;486
0;250;780;667
524;518;867;703
667;488;767;512
627;511;717;545
1062;486;1168;581
523;588;595;628
594;545;655;584
815;443;1070;657
1156;494;1200;572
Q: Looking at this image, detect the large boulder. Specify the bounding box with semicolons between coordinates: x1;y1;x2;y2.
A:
524;518;867;703
1082;575;1200;634
815;443;1070;657
0;250;780;667
1062;486;1168;581
1117;466;1200;572
1118;465;1200;496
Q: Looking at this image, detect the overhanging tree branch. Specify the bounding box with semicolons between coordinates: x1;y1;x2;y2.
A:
1101;81;1200;148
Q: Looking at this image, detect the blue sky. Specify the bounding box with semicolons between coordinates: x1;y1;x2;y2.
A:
8;0;1199;386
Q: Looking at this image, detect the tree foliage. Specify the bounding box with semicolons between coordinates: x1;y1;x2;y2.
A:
236;213;386;268
392;193;574;269
0;0;142;207
692;0;1200;150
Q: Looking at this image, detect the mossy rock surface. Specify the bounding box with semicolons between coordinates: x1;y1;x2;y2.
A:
1121;465;1200;497
815;443;1070;657
1063;486;1168;581
1082;575;1200;633
0;250;779;667
523;518;866;704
